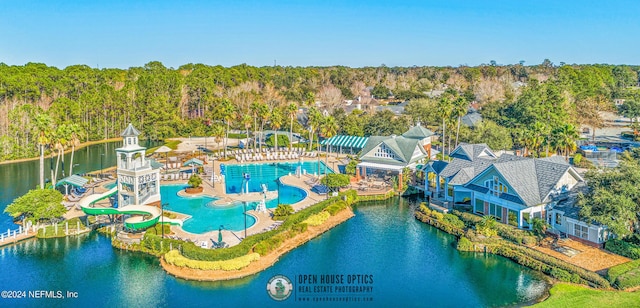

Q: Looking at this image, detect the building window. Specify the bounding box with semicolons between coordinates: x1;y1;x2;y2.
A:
373;144;397;159
508;210;518;226
555;213;562;225
474;199;484;214
484;176;508;196
574;224;588;239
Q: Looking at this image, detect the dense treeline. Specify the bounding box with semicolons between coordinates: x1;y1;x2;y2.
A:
0;60;639;162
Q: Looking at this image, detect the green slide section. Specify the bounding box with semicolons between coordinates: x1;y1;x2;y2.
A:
79;186;182;230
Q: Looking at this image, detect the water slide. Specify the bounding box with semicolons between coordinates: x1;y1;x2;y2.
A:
79;186;183;230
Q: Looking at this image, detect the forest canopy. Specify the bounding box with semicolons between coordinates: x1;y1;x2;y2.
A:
0;61;638;161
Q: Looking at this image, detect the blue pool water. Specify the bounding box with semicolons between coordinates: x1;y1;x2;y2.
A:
223;161;331;194
160;185;256;233
104;182;116;189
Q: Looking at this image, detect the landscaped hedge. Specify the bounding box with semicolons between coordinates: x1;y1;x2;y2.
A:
607;260;640;289
605;239;640;260
164;250;260;271
303;211;331;226
492;242;610;288
457;236;474;251
415;205;465;237
326;200;348;216
453;210;538;245
417;204;610;289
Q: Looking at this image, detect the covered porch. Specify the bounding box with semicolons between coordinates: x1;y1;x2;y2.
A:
470;192;545;229
355;161;407;190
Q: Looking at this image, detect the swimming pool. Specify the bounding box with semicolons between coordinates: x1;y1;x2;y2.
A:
223;161;331;194
160;185;256;233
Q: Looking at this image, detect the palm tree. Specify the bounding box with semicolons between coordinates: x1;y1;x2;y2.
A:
530;122;547;157
270;107;284;152
452;97;468;148
221;99;236;159
286;102;298;151
35;114;52;189
250;101;261;150
321;116;339;175
242;114;252;150
67;123;82;176
211;123;225;156
437;97;453;157
552;124;579;160
307;107;322;151
257;102;270;151
52;124;69;185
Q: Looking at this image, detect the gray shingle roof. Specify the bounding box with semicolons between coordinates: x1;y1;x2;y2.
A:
121;123;141;137
461;111;483;127
477;155;573;207
431;143;581;207
449;143;495;161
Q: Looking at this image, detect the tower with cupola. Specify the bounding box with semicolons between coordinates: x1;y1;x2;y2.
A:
115;124;161;207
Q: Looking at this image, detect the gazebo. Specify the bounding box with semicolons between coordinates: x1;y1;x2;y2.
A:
56;175;89;196
183;158;204;174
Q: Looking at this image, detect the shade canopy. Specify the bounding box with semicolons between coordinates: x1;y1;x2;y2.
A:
320;135;369;149
55;175;89;188
183;158;204;167
154;145;173;153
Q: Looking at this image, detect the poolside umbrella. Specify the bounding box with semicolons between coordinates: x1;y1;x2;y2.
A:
218;226;223;245
154;145;173;170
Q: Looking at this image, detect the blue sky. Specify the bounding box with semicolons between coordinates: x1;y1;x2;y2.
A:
1;0;638;68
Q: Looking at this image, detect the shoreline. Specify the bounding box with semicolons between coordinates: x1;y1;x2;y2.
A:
160;208;355;282
0;137;121;166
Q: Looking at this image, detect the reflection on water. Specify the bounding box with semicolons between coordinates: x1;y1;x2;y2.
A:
0;195;547;307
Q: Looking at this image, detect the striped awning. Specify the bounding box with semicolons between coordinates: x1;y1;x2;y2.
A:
320;135;369;149
55;175;89;188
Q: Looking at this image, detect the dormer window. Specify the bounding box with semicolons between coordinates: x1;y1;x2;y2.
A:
484;176;507;196
128;138;132;145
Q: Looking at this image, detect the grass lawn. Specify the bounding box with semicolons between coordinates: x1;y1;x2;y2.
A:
146;140;182;155
534;283;640;307
36;217;90;238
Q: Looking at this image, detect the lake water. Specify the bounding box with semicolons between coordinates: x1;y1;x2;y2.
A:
0;143;548;307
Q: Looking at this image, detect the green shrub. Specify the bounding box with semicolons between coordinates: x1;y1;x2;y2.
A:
326;201;347;216
605;239;640;259
443;213;465;229
573;153;582;165
188;174;202;188
146;223;171;235
266;134;289;148
457;236;475;251
615;268;640;290
302;211;331;226
607;259;640;289
273;204;294;220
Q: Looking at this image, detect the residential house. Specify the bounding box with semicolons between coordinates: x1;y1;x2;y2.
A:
424;143;584;230
546;183;610;246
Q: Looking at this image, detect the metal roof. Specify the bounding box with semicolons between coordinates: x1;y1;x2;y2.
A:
55;175;89;188
183;158;204;167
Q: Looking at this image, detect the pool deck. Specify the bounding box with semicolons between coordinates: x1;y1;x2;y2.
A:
64;155;347;247
163;155;341;246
